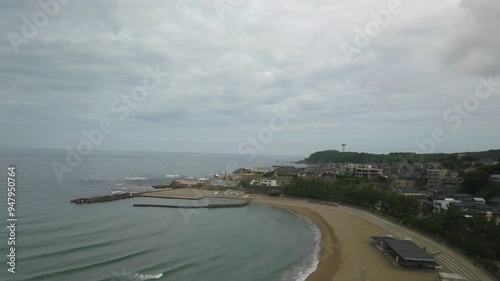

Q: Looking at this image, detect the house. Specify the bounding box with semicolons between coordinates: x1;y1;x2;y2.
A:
451;200;476;212
490;174;500;182
273;166;298;177
473;204;500;224
487;197;500;208
259;179;277;187
355;165;383;178
337;163;355;176
433;197;460;212
393;179;416;189
472;197;486;204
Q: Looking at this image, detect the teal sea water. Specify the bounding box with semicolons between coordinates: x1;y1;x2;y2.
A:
0;149;320;281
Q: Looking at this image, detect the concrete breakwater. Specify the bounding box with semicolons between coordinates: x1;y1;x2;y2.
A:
133;200;250;209
71;193;138;204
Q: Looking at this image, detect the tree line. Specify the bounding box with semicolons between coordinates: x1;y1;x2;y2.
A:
282;177;500;271
303;149;500;165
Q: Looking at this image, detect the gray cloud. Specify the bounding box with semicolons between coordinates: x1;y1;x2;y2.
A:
0;0;499;155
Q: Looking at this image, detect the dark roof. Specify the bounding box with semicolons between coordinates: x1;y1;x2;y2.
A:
454;193;473;198
488;197;500;204
400;188;422;194
452;201;475;208
474;204;495;211
385;239;435;262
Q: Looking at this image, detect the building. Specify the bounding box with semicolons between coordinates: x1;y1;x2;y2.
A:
451;201;476;212
487;197;500;208
427;169;447;189
472;197;486;204
400;188;426;197
442;177;462;190
371;236;438;268
433;197;460;212
355;165;383;178
393;179;416;189
273;166;298;177
490;174;500;182
259;179;277;187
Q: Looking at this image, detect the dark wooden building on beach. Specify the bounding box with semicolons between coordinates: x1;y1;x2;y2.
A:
372;236;438;268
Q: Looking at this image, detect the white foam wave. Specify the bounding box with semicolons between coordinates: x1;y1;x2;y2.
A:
125;177;149;181
115;272;163;280
164;174;180;179
281;214;321;281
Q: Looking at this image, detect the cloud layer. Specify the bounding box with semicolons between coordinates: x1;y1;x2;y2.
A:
1;0;499;155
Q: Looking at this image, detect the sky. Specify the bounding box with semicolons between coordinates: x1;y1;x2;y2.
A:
1;0;499;156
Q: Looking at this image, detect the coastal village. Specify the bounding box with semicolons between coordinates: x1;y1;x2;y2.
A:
166;159;500;225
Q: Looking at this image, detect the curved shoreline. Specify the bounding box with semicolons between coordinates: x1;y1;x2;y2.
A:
251;198;340;281
71;187;495;281
251;196;497;281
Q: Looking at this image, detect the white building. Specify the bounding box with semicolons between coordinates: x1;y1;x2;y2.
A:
472;197;486;204
490;174;500;182
355;165;383;178
260;179;277;187
433;198;460;212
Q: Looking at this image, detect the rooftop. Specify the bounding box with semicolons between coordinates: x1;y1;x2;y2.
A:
384;239;435;262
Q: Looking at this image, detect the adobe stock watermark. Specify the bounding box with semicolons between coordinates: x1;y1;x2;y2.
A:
178;105;297;225
7;0;71;54
51;65;169;182
415;75;499;154
179;189;211;224
339;0;411;62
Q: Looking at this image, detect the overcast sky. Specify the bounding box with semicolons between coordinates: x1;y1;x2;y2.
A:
1;0;499;156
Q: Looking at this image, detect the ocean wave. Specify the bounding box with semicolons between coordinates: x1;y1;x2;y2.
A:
164;174;180;179
125;177;149;181
281;215;321;281
113;270;163;281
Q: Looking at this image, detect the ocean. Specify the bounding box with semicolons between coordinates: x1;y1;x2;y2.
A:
0;148;320;281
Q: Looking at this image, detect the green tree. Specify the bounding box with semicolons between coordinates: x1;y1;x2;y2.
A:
463;170;490;194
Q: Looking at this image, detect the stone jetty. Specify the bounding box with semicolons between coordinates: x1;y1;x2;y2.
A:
133;200;249;209
71;193;138;204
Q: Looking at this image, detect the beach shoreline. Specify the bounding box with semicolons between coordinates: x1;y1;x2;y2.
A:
83;187;495;281
251;198;340;281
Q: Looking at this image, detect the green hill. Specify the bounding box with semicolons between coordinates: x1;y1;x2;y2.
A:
302;149;500;164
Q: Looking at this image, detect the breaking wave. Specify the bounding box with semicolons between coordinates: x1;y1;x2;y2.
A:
125;177;149;181
281;214;321;281
114;271;163;280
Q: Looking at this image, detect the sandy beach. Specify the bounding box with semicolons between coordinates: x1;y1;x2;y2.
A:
252;197;432;281
140;188;495;281
252;196;496;281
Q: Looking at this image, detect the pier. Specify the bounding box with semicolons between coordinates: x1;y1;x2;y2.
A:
71;193;138;204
